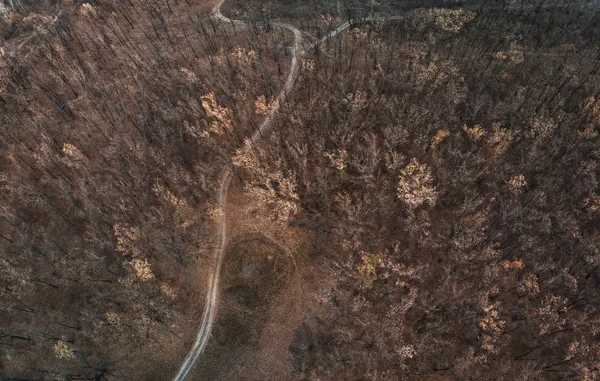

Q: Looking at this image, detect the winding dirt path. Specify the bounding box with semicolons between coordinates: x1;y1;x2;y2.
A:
172;3;301;381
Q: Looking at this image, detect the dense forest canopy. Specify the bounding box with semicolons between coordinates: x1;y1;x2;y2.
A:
1;0;599;380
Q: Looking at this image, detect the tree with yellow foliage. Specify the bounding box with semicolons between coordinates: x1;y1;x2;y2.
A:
397;158;437;210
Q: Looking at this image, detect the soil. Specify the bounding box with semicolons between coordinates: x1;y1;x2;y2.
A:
190;236;293;380
185;177;333;380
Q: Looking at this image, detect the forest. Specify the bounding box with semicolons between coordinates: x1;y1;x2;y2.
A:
1;0;599;380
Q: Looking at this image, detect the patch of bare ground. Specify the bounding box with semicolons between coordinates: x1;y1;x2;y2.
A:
188;179;332;380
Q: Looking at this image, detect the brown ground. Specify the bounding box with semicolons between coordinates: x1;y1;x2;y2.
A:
188;179;332;380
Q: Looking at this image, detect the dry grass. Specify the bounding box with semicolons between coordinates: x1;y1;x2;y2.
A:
185;179;334;380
